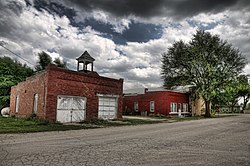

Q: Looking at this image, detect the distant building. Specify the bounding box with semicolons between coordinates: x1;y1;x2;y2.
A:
219;105;241;113
123;87;191;116
10;51;123;123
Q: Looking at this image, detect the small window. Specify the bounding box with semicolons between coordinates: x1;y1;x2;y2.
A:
170;103;177;112
33;94;38;114
183;103;188;112
150;101;155;112
15;95;19;113
178;103;182;112
134;102;138;112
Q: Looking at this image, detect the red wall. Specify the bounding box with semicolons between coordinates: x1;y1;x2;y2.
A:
10;64;123;122
10;71;48;119
123;90;189;116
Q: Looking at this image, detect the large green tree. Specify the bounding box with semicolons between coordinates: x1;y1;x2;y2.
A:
0;57;34;109
53;57;67;68
35;51;52;71
161;30;247;117
35;51;67;71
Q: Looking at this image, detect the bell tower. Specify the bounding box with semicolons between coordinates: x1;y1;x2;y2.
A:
76;51;95;72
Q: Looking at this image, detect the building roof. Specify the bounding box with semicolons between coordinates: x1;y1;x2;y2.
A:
123;86;191;96
76;51;95;62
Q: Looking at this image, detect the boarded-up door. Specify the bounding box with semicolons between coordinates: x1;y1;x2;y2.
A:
98;96;117;120
56;96;86;123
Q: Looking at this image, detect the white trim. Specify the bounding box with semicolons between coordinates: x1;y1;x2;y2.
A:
169;111;190;114
96;93;119;98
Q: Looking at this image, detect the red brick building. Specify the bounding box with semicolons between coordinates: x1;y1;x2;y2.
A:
10;51;123;122
123;88;190;116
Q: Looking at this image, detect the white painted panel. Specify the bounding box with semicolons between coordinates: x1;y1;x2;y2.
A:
109;101;116;107
72;98;85;110
109;112;115;116
57;97;72;110
57;96;86;123
109;107;115;111
98;96;117;120
57;110;71;123
72;110;85;122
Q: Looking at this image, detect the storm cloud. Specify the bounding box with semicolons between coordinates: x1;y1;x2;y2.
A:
60;0;250;19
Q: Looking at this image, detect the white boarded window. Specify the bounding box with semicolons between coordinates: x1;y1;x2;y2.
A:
98;96;117;120
183;103;188;112
134;102;138;112
170;103;177;112
15;95;19;113
33;94;38;114
150;101;155;112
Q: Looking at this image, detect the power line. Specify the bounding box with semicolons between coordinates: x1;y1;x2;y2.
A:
0;42;35;66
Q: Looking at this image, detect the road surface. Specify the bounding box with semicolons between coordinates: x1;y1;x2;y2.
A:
0;115;249;166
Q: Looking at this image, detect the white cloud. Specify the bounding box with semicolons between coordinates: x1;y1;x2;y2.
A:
208;10;250;63
75;9;132;34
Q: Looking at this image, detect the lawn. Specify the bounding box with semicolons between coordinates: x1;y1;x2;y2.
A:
0;117;93;134
0;116;163;134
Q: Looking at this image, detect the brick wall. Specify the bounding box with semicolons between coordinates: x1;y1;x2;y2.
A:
123;90;189;116
10;71;48;119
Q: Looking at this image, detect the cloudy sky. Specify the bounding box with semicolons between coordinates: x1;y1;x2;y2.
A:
0;0;250;89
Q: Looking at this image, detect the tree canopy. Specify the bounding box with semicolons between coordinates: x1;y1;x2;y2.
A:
0;57;34;109
161;30;247;117
35;51;67;71
212;75;250;112
53;57;67;68
35;51;52;71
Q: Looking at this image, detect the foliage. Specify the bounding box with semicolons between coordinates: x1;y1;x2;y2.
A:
0;116;88;134
211;75;250;112
35;51;67;71
237;75;250;111
35;51;52;71
53;57;67;68
246;103;250;110
0;57;34;109
161;30;247;117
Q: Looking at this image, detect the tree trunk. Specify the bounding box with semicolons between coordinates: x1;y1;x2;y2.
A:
230;106;234;113
204;100;211;118
242;96;249;111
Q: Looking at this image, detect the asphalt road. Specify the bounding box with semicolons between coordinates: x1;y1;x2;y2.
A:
0;115;249;166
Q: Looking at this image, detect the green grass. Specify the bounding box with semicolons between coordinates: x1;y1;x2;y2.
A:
0;114;232;134
0;117;93;134
0;116;163;134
